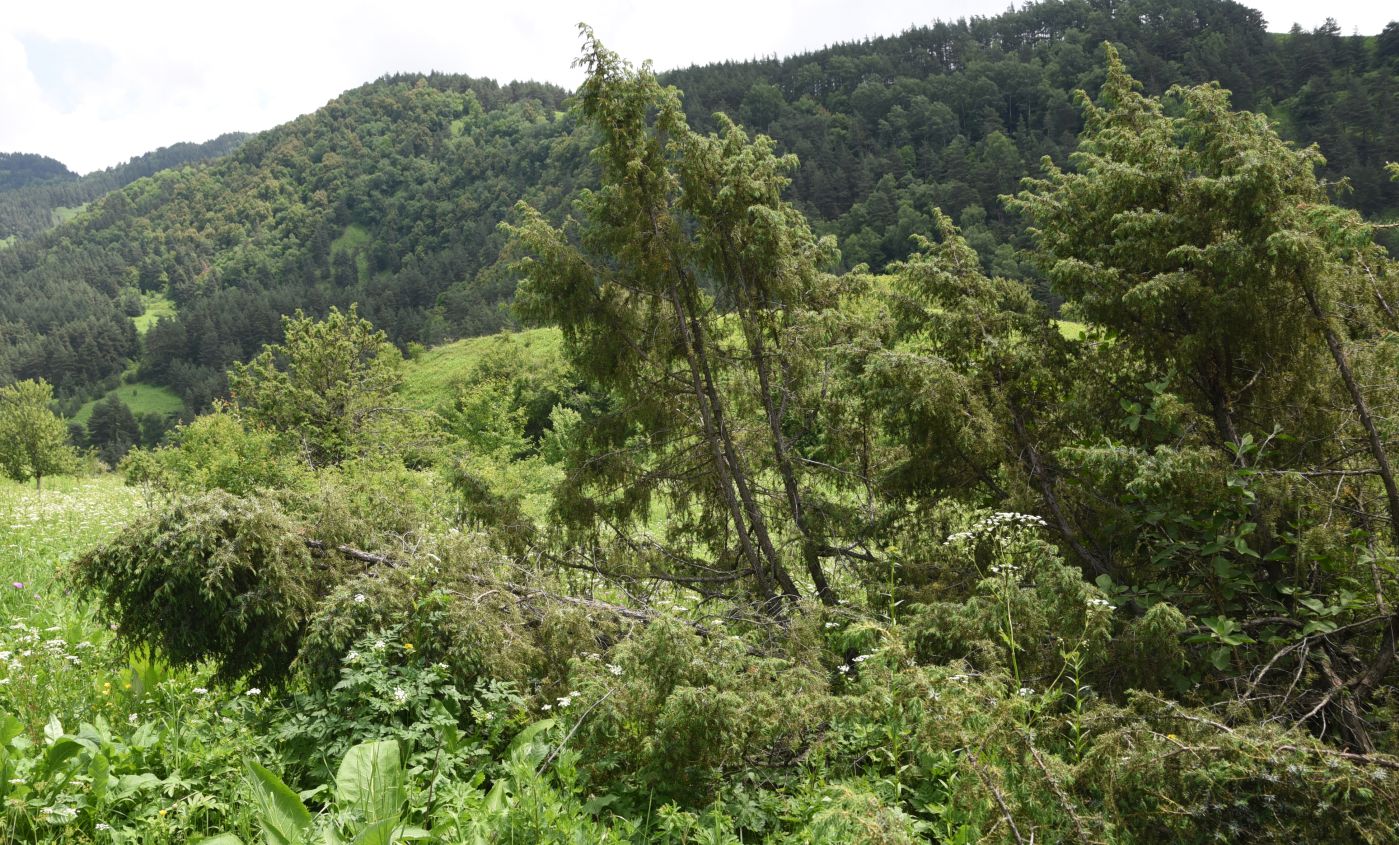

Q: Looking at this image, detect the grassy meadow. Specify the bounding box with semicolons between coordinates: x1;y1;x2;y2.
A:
70;384;184;427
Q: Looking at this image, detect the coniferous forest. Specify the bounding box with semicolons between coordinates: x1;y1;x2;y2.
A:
3;2;1399;842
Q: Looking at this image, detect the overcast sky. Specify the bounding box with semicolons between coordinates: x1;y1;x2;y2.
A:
2;0;1391;174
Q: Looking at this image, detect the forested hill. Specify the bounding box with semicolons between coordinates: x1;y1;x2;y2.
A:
0;133;250;242
0;153;76;192
1;0;1395;409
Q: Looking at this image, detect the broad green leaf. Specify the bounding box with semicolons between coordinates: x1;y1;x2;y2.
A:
198;836;246;845
335;740;403;827
506;718;555;764
89;752;110;802
0;714;22;746
247;759;313;845
349;819;394;845
43;737;83;772
44;715;65;744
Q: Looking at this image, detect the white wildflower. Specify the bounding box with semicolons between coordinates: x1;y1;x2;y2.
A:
606;663;623;676
354;593;366;603
392;687;407;703
245;687;261;696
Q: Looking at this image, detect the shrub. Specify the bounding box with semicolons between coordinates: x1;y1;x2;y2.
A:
70;491;324;685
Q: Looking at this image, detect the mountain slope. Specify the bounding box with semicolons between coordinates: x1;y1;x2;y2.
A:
0;0;1394;407
0;133;250;242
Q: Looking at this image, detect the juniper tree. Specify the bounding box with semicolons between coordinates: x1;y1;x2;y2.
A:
508;30;856;606
1010;46;1399;747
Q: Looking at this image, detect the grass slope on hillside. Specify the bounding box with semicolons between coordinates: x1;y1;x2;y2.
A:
71;382;184;426
399;327;562;412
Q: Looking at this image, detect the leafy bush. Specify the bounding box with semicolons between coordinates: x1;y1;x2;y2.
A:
70;491;324;685
566;617;831;808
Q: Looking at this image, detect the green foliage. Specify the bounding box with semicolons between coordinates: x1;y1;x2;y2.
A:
120;406;309;498
566;617;830;808
71;491;324;684
229;306;405;467
85;394;141;466
268;624;523;789
0;379;77;489
71;382;184;427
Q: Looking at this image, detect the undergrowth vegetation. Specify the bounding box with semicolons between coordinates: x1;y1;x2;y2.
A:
5;34;1399;844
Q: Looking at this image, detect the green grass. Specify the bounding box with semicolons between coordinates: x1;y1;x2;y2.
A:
330;223;371;281
132;290;177;335
50;203;87;225
1056;319;1087;340
399;327;562;411
0;475;147;732
71;382;185;426
0;235;13;250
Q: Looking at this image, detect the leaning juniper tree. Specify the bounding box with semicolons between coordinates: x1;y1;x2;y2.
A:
1009;46;1399;749
507;30;867;609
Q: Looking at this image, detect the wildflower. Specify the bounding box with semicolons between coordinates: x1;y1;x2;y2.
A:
193;687;208;696
345;650;360;662
606;663;623;676
393;687;407;703
402;643;414;652
824;622;840;629
128;713;138;723
372;639;386;651
96;823;111;831
245;687;261;696
10;582;21;590
1018;687;1034;696
541;703;552;711
853;653;871;663
838;664;851;674
353;593;366;603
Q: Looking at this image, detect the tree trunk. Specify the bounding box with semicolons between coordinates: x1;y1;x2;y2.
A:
742;309;837;604
665;282;780;603
1301;281;1399;716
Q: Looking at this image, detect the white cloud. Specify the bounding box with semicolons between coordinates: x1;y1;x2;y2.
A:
1;0;1390;174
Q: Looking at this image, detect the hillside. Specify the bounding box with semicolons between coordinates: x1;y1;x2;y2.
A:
6;23;1399;844
0;132;250;242
0;0;1395;409
0;152;76;191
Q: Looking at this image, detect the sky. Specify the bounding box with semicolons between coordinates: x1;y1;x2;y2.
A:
1;0;1391;174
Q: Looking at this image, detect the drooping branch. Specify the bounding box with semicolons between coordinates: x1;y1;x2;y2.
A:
304;539;718;634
